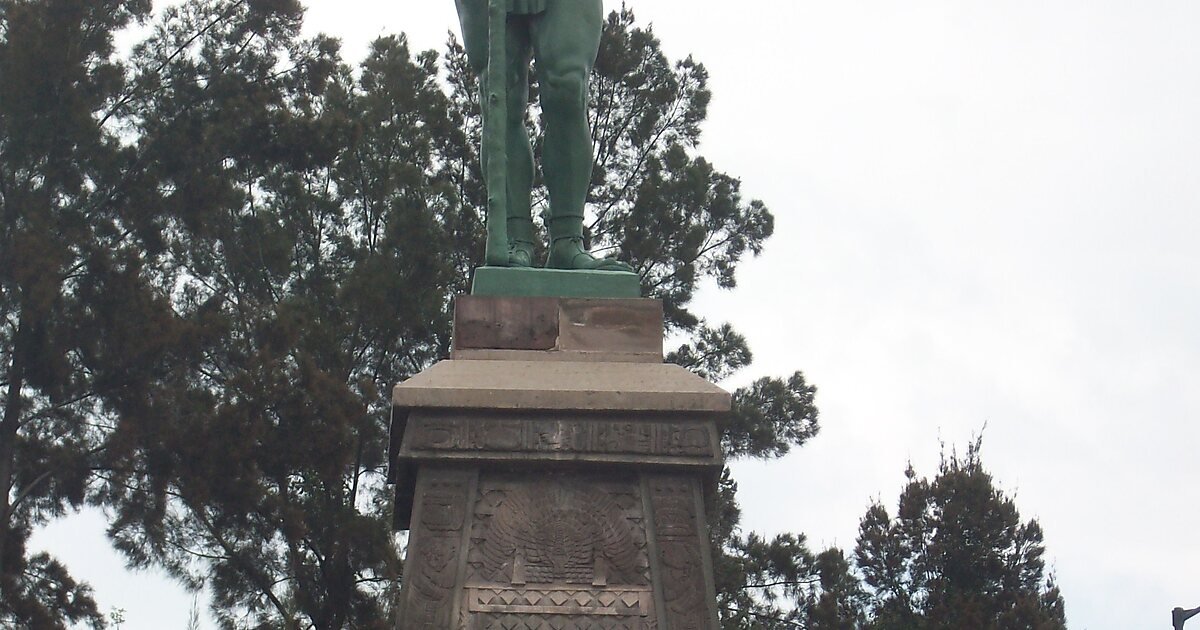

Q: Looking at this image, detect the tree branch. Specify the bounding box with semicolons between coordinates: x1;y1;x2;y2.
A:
98;0;250;128
8;469;55;515
721;605;805;628
741;578;819;590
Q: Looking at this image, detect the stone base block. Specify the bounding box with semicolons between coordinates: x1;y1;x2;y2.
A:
452;296;664;362
391;293;725;630
397;466;721;630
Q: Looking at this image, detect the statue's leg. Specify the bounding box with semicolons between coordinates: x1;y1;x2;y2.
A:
503;21;536;266
532;0;633;272
456;0;537;266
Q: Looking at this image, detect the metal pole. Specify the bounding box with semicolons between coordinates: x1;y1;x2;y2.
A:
1175;606;1200;630
483;0;509;266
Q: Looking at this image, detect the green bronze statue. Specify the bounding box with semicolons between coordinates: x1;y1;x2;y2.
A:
455;0;633;272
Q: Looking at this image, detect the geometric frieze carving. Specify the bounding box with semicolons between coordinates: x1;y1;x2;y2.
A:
407;412;719;460
467;587;653;616
472;614;655;630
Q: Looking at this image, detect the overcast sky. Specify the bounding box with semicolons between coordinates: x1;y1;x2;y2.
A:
31;1;1200;629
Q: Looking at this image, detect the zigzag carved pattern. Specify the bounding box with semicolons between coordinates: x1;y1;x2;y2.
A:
468;587;651;616
476;614;657;630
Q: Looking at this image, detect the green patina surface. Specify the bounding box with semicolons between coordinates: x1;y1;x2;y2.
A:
471;267;641;298
456;0;633;274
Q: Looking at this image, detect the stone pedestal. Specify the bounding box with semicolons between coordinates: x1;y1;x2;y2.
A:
389;296;727;630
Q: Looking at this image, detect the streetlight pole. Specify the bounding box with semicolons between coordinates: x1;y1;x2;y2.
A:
1174;606;1200;630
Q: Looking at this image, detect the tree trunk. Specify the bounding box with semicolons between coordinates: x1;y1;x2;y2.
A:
0;314;27;579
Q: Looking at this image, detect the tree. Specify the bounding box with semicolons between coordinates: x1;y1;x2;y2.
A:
2;0;820;627
94;2;450;627
0;0;155;627
707;439;1068;630
803;548;869;630
804;438;1066;630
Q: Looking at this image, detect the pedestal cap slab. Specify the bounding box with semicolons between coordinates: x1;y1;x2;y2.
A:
392;360;730;413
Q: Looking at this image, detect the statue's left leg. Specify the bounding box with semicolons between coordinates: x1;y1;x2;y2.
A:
533;0;633;272
455;0;537;267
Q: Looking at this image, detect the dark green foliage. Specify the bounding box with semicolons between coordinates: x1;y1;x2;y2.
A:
710;469;829;630
93;3;462;627
713;441;1066;630
3;552;106;629
803;549;868;630
588;8;773;329
852;440;1067;630
667;323;752;382
0;0;151;627
727;372;820;460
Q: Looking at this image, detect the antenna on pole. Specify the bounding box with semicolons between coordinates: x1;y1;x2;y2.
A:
483;0;509;266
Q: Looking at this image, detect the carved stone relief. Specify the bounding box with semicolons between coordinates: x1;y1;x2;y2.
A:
648;477;713;630
404;471;473;629
463;473;656;629
401;469;717;630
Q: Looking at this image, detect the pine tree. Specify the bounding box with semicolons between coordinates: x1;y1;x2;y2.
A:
0;0;157;627
851;439;1066;630
93;3;447;627
802;549;869;630
723;439;1068;630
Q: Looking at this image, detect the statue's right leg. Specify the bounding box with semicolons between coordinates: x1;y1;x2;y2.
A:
455;0;537;266
502;23;536;266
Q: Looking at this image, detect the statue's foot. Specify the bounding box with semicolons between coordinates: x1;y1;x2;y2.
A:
507;240;535;267
547;237;634;273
